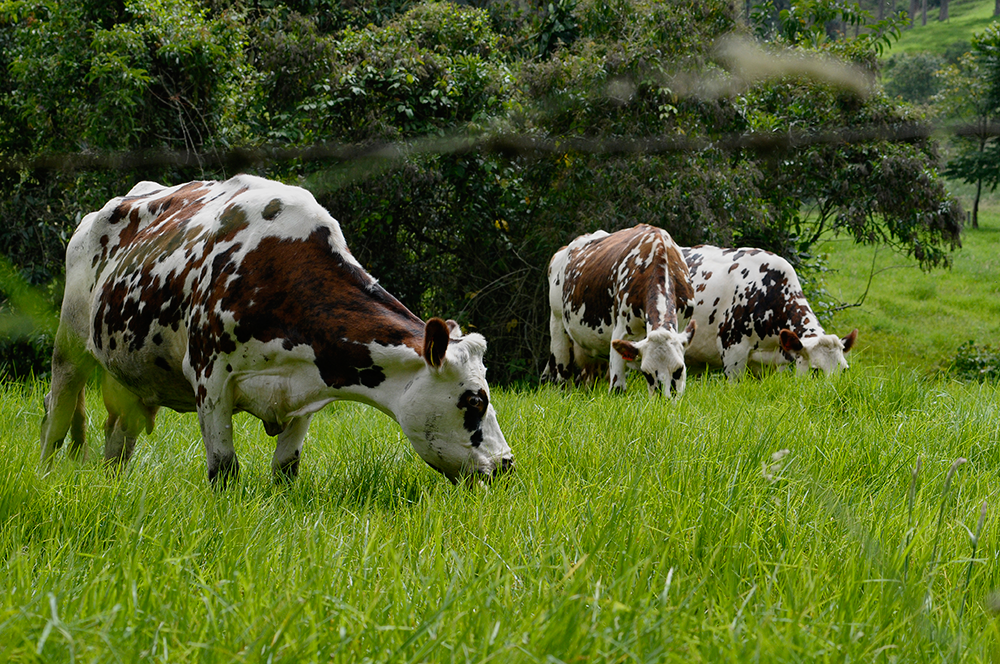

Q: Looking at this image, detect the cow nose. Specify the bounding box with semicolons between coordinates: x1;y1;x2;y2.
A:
494;456;515;477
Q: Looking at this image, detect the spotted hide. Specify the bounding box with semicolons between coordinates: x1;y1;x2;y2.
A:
681;244;858;381
542;224;696;396
40;175;513;486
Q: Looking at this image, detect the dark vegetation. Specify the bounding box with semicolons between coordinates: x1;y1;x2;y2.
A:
0;0;966;382
951;340;1000;381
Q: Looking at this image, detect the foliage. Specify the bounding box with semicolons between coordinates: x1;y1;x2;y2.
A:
940;23;1000;227
950;340;1000;381
883;51;945;103
740;1;962;268
0;0;969;383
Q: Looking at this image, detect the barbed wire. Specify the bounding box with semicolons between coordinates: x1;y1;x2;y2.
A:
2;119;996;176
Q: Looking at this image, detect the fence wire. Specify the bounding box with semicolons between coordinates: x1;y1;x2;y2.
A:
2;119;995;178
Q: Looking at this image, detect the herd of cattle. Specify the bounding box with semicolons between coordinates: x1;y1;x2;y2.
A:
38;176;857;487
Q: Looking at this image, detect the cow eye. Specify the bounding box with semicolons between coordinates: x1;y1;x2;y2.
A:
468;395;482;409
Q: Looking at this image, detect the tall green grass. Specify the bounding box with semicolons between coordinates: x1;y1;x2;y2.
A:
2;364;997;662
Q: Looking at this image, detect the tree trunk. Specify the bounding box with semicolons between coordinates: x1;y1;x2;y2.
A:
922;0;927;26
878;0;885;21
996;0;1000;17
972;133;987;229
940;0;949;21
908;0;919;27
973;178;981;229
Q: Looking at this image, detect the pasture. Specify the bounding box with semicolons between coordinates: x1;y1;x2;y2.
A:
1;209;999;662
2;364;999;660
890;0;998;55
820;202;1000;374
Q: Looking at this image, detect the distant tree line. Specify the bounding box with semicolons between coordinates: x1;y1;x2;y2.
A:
0;0;964;382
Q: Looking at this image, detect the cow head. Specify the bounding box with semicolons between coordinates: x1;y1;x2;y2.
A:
611;320;697;397
394;318;514;485
779;328;858;376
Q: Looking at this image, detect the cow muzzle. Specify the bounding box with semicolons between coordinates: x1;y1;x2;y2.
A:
461;455;515;488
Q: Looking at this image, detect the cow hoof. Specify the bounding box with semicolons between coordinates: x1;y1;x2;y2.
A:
208;453;240;488
272;457;300;484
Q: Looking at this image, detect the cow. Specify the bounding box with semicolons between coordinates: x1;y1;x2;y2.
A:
39;175;514;487
680;244;858;381
543;224;697;396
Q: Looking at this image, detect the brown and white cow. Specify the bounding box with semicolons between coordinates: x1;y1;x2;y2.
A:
40;175;513;486
543;224;696;396
680;244;858;381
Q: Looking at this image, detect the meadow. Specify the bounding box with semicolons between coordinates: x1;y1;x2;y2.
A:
818;200;1000;375
1;209;1000;662
890;0;998;55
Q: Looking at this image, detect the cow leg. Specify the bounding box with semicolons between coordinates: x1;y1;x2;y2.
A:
721;344;750;382
196;395;239;488
543;311;574;383
271;415;312;483
608;322;631;393
576;352;606;388
101;372;157;470
40;343;95;467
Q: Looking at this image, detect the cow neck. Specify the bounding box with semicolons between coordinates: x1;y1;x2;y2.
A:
784;292;826;340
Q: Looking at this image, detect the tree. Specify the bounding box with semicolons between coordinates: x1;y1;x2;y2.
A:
741;0;961;268
0;0;967;382
883;52;944;104
940;24;1000;228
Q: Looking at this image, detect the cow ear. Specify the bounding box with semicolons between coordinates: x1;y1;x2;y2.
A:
779;329;803;353
445;319;462;339
682;319;697;345
423;317;451;368
842;328;858;353
612;339;640;362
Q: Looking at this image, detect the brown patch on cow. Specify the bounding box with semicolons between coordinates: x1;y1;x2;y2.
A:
216;226;425;388
219;204;249;237
262;198;282;220
563;225;689;334
665;243;693;308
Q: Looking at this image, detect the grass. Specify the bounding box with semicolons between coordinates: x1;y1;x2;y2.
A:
816;199;1000;376
1;359;999;661
889;0;998;55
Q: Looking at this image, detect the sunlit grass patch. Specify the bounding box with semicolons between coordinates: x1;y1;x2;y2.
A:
4;366;997;661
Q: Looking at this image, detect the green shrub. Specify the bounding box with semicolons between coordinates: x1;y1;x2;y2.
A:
950;340;1000;382
883;52;945;105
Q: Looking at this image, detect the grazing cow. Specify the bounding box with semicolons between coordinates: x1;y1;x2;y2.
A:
40;175;513;486
543;224;697;396
680;244;858;380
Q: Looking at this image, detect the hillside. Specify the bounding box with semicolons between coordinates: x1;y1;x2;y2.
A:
890;0;999;54
817;201;1000;376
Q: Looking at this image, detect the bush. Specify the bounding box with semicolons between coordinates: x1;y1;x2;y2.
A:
950;341;1000;382
882;52;944;105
